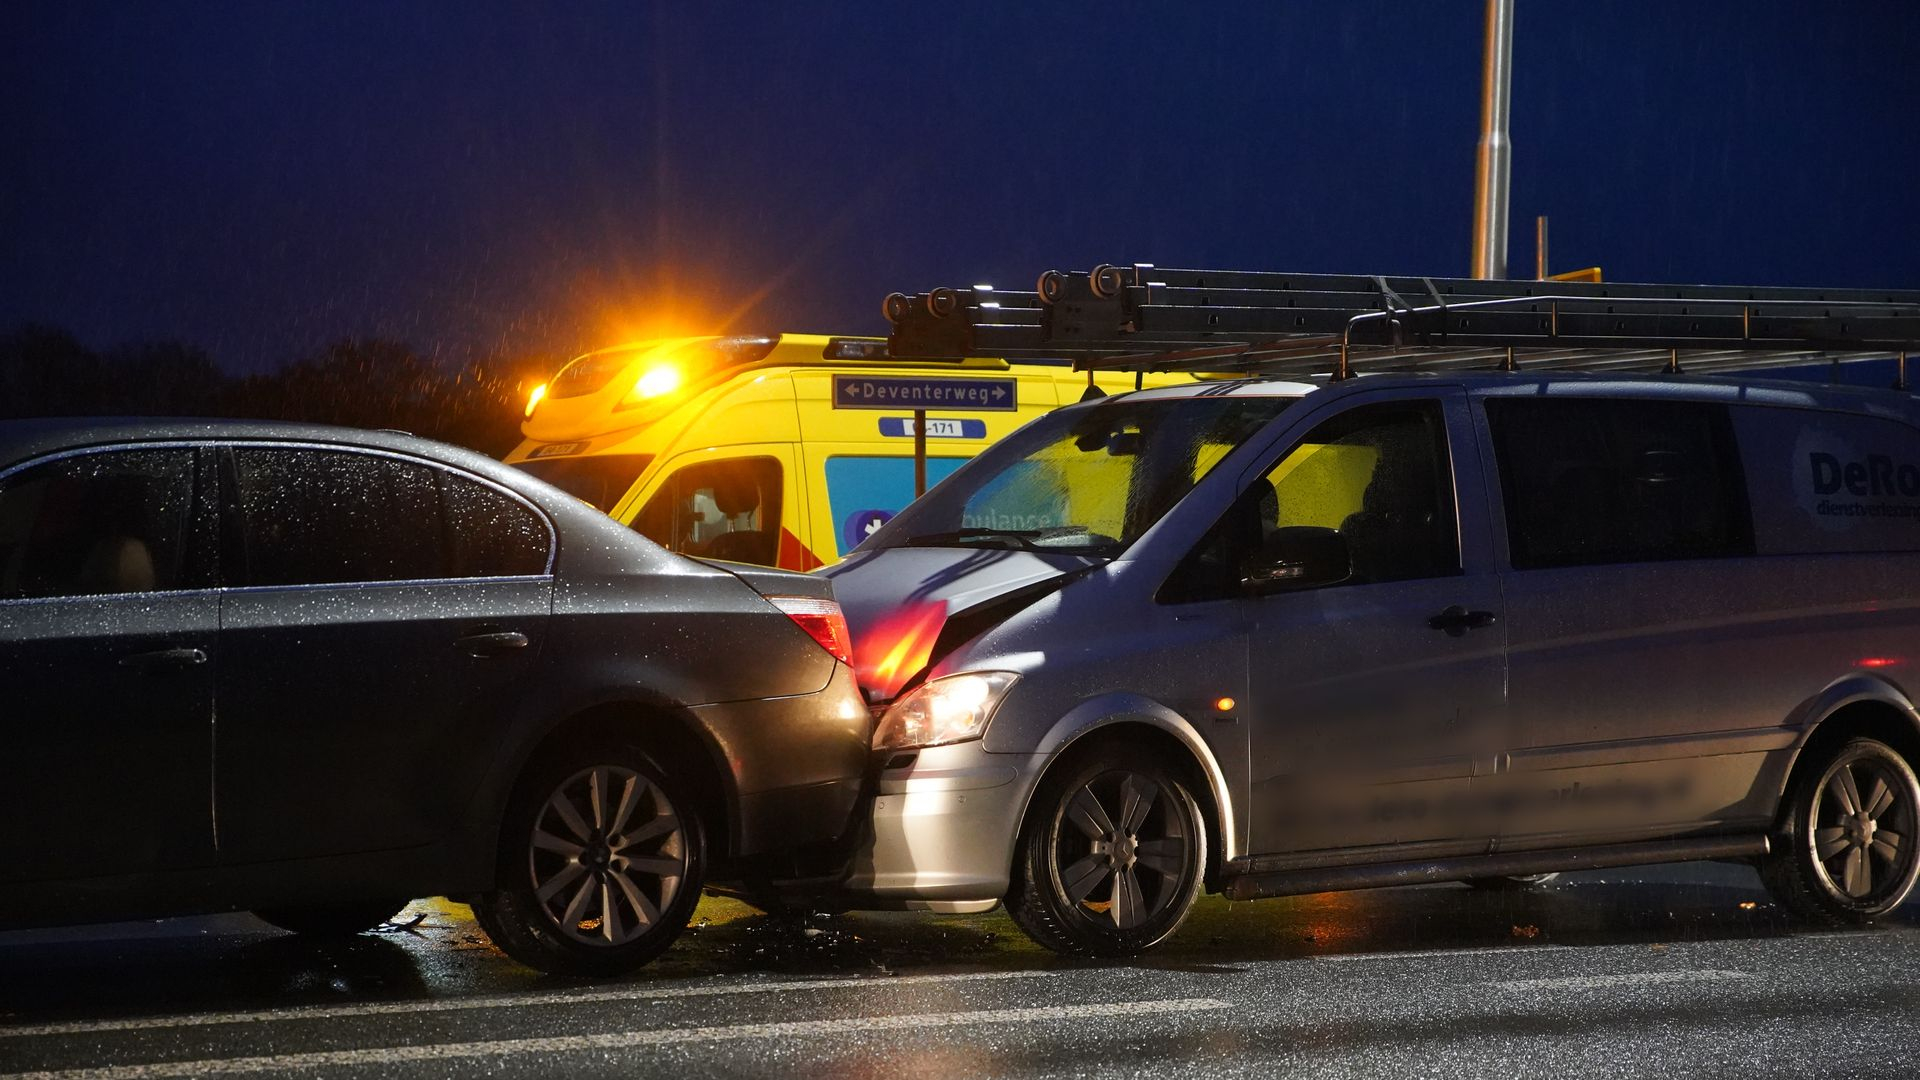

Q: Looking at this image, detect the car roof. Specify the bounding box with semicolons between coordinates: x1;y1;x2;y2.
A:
0;417;500;475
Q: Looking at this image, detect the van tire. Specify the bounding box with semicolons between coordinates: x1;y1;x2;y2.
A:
1006;744;1206;958
474;745;705;976
1760;737;1920;925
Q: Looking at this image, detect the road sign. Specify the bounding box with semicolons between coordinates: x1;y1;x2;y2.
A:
878;417;987;439
832;375;1017;411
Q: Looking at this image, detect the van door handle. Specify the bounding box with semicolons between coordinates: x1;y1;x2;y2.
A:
118;647;209;671
1428;606;1498;637
457;630;530;656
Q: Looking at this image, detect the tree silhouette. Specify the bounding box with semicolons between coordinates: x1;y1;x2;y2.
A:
0;325;543;456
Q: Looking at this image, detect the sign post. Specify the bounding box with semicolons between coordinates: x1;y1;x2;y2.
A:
913;409;927;496
830;374;1019;501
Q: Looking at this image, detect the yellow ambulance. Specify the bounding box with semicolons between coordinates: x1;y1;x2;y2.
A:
505;333;1193;570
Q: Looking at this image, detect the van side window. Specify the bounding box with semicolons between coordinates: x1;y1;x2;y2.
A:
633;457;783;566
0;449;198;600
1485;398;1753;570
1163;400;1458;602
1730;405;1920;555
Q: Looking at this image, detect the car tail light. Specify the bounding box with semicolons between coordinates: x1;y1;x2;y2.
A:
767;596;854;667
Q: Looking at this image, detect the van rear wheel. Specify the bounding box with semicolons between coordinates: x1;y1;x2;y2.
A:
1761;737;1920;924
1006;745;1206;958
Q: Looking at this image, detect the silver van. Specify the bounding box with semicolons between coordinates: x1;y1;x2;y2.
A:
824;373;1920;956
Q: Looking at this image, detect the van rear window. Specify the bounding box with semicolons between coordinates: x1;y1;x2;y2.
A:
1731;405;1920;556
1485;398;1753;570
513;454;653;513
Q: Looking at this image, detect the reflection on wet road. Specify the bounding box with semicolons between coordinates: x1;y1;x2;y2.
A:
1;863;1915;1077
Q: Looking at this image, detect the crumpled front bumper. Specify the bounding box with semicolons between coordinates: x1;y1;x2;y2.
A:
837;740;1043;913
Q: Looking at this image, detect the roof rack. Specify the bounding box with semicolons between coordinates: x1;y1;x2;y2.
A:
881;264;1919;387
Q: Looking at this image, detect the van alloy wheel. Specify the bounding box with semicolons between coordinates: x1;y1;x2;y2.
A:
1760;737;1920;924
1057;773;1191;930
1008;746;1206;957
529;765;687;947
1809;750;1914;906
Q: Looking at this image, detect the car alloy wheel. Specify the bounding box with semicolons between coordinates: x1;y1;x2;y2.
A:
529;765;688;947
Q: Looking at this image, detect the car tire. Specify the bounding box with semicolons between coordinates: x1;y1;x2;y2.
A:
1760;736;1920;925
1462;873;1561;891
473;744;706;976
253;900;409;936
1006;743;1206;958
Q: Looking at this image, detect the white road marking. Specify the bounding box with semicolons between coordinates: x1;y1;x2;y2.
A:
1492;969;1750;992
0;997;1232;1080
1315;945;1574;962
0;970;1052;1041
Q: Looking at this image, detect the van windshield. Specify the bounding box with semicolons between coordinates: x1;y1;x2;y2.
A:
866;394;1298;558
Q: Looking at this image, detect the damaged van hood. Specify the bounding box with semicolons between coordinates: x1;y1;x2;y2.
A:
820;547;1105;701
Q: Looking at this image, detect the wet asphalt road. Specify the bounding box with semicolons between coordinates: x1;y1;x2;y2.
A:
1;862;1916;1079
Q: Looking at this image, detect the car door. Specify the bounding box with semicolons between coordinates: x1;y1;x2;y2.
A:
213;444;554;864
1231;390;1510;856
0;444;218;885
1478;394;1781;845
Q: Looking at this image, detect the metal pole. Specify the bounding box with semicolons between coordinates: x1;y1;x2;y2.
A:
1535;215;1549;280
913;409;927;497
1471;0;1515;280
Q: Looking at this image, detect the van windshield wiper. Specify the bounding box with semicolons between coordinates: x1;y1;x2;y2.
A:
901;527;1113;554
903;528;1046;550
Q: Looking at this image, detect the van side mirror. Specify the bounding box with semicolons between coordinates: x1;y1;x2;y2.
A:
1241;526;1351;594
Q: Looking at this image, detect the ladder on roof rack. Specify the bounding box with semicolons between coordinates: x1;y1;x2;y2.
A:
881;264;1920;387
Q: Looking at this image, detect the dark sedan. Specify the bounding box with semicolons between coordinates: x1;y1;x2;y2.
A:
0;418;871;975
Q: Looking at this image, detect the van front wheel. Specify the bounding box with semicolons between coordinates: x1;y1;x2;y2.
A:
1006;746;1206;958
1761;737;1920;924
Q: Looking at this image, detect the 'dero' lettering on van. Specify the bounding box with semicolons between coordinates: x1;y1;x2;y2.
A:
1809;452;1920;498
831;375;1018;412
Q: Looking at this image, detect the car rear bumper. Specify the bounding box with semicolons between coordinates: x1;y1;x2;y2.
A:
689;663;872;858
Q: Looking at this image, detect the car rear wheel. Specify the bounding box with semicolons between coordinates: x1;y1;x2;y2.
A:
1006;745;1206;958
474;747;705;976
252;900;409;936
1761;736;1920;924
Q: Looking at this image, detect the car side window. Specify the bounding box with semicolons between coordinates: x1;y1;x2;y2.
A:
0;448;199;600
1484;397;1753;570
1163;400;1459;602
632;457;783;566
441;472;552;577
229;448;449;586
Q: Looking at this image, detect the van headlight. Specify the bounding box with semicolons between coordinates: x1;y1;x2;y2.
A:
873;672;1020;751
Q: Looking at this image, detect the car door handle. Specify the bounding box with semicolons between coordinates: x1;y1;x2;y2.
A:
457;630;530;656
1427;606;1498;637
118;647;209;671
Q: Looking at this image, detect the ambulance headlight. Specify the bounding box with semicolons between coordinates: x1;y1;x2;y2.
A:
873;672;1020;751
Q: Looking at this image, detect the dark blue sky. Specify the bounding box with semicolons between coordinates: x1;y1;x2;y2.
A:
5;2;1917;370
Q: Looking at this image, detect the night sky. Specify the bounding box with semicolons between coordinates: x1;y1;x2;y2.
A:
6;2;1918;371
